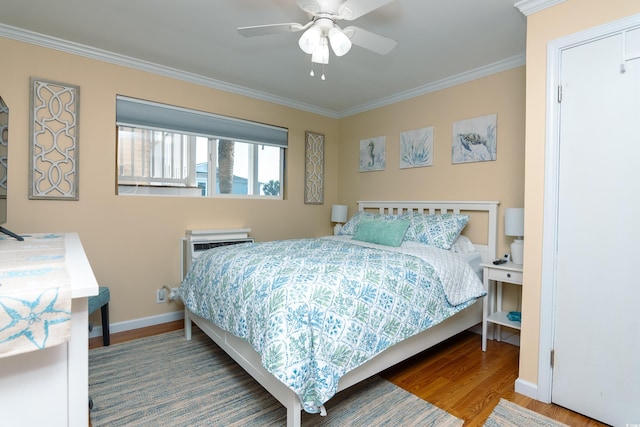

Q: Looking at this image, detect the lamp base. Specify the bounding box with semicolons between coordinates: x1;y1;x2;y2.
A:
511;239;524;265
334;223;343;236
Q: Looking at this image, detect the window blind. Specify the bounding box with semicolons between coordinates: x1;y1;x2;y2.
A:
116;96;288;148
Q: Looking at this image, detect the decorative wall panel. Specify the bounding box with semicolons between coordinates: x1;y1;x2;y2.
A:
304;131;324;204
29;78;80;200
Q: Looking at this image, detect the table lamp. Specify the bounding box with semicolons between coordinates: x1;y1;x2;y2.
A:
505;208;524;265
331;204;348;235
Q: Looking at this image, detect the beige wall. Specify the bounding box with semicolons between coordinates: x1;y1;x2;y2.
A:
0;38;526;331
338;67;526;255
0;38;340;325
2;0;628;396
519;0;640;385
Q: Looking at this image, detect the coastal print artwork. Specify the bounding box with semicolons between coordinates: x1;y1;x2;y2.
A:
400;126;434;169
452;114;497;164
359;136;386;172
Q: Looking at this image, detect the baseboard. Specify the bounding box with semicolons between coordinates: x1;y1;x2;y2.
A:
467;324;520;347
92;313;520;346
515;377;538;399
497;330;521;347
89;310;184;339
468;324;483;335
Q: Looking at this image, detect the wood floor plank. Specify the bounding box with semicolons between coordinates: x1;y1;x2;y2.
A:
90;322;609;426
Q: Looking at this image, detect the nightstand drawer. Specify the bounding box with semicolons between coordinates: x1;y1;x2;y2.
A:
487;268;523;284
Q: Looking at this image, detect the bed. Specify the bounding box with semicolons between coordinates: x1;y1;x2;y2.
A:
179;200;498;426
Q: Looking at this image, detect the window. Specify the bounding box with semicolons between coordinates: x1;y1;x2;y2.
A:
118;127;194;188
116;96;287;198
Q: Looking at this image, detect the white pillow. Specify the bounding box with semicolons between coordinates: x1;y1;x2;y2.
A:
450;235;477;253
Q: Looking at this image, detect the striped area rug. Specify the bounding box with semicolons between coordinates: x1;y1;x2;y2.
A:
484;399;569;427
89;329;463;426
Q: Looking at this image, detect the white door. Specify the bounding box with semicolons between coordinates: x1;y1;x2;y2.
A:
552;30;640;426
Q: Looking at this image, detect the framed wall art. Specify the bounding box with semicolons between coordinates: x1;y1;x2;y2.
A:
400;126;434;169
452;113;497;164
359;136;386;172
29;78;80;200
304;131;324;204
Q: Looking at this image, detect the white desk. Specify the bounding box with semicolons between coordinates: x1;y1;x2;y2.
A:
0;233;98;426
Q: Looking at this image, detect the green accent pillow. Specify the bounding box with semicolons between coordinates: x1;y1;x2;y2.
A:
352;219;411;247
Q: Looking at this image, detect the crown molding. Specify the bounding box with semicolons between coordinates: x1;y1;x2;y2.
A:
338;53;526;118
0;24;339;119
514;0;566;16
0;23;524;119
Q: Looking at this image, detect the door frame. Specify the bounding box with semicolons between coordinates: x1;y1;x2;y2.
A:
538;13;640;403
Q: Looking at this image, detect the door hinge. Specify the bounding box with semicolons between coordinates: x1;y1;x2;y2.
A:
557;85;562;103
550;349;555;368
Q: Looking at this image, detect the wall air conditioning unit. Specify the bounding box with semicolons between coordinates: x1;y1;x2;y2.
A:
180;228;253;280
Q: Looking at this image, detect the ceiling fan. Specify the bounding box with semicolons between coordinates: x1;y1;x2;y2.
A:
237;0;397;67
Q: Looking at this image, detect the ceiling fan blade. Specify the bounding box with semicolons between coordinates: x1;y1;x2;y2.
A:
338;0;394;20
237;23;305;37
343;26;397;55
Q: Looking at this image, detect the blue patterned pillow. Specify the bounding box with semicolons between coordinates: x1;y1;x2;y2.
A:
339;211;401;235
403;213;469;249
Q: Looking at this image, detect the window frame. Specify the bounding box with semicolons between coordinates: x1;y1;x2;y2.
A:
115;96;287;199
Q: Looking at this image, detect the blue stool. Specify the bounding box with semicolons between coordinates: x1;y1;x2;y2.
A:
89;286;110;346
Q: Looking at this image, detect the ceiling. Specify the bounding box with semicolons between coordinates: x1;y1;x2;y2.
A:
0;0;527;117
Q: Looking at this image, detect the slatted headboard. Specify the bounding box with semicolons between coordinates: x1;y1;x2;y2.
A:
357;200;500;263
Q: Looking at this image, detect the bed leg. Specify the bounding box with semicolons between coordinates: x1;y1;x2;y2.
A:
184;309;192;341
286;401;302;427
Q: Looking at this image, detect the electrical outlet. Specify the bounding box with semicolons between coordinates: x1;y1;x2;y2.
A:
156;288;166;304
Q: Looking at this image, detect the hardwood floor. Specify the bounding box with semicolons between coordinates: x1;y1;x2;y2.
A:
380;332;608;426
90;322;609;426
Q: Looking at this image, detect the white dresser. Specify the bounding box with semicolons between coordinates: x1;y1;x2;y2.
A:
0;233;98;426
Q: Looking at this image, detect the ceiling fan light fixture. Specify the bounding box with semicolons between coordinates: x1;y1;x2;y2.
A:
311;36;329;64
328;27;352;57
298;25;322;54
238;0;398;78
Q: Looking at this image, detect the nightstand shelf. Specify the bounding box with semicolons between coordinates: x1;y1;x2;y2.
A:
481;261;523;351
487;311;521;329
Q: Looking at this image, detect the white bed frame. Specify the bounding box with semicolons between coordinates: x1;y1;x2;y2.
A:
184;200;499;427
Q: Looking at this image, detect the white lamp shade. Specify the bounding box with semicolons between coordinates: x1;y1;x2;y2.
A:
331;204;348;223
311;37;330;64
328;27;352;56
505;208;525;237
299;26;321;54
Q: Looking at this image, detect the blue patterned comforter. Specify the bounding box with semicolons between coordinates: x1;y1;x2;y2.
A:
179;237;485;413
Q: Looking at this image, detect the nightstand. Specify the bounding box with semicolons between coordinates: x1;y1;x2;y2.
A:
481;261;523;351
